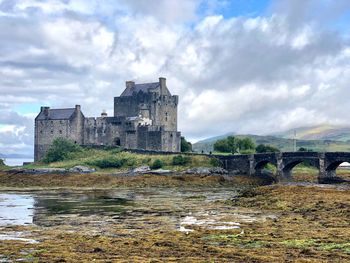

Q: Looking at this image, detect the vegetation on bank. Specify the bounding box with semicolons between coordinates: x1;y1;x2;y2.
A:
26;138;216;171
180;136;192;152
213;136;280;155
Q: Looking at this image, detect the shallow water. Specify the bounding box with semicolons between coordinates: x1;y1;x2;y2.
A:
0;188;275;239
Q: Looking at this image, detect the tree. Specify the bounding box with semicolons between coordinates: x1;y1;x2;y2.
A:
43;138;82;163
0;159;5;166
256;144;280;153
237;137;256;152
298;147;313;152
214;136;255;154
181;137;192;152
214;138;232;153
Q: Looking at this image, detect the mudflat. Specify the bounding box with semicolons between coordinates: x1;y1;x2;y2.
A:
0;172;349;262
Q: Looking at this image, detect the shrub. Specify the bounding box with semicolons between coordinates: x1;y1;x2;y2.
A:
87;157;126;169
0;159;5;166
209;157;221;167
256;144;280;153
43;138;82;163
172;155;191;166
181;137;192;152
150;159;164;169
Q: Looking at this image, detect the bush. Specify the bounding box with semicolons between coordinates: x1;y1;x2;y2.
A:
181;137;192;152
150;159;164;169
87;157;126;169
43;138;82;163
256;144;280;153
0;159;5;166
172;155;191;166
209;157;221;167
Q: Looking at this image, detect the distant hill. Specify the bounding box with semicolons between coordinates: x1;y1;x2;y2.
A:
0;153;33;159
192;134;350;153
273;125;350;142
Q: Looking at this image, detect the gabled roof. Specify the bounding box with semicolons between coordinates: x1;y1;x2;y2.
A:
36;108;75;120
121;82;160;97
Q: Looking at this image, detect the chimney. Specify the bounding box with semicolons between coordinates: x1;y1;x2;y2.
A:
75;105;81;112
159;77;166;88
41;106;50;118
126;81;135;89
101;110;107;117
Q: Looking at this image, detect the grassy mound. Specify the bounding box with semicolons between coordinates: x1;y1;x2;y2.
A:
26;147;215;172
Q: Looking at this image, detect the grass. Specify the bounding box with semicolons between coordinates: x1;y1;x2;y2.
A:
22;148;215;172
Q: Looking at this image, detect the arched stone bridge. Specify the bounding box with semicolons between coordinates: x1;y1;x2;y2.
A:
214;152;350;182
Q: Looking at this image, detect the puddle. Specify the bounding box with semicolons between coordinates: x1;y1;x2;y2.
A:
0;194;34;226
0;188;276;234
0;232;38;244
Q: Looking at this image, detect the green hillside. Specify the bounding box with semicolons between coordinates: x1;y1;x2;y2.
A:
192;134;350;153
274;125;350;142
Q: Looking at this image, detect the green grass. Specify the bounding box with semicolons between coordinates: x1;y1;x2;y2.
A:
24;148;215;172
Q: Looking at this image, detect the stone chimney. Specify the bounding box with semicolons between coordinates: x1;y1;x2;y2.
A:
101;110;107;117
75;105;81;112
126;81;135;89
41;106;50;118
159;77;166;88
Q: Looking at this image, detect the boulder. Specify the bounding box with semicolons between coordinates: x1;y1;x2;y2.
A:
210;167;229;174
68;166;96;174
27;168;67;174
149;169;173;175
184;167;229;175
184;167;211;175
130;166;151;174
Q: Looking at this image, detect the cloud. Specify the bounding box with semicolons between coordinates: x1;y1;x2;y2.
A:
1;0;350;156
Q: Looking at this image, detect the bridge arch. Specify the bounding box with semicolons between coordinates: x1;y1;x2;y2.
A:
254;160;277;176
281;159;319;179
325;160;350;178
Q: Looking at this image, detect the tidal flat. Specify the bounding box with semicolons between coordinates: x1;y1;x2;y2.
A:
0;173;349;262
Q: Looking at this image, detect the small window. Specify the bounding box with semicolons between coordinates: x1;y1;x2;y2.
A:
59;130;62;134
51;130;53;135
165;117;168;121
40;130;43;134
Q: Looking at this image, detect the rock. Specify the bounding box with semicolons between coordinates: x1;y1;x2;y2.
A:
184;167;211;175
184;167;229;175
68;166;96;174
27;168;68;174
130;166;151;174
209;167;229;175
149;169;173;175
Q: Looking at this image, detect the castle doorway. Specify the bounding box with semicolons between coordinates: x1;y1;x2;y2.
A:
114;137;121;146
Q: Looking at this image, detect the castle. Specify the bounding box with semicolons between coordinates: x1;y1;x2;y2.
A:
34;77;181;161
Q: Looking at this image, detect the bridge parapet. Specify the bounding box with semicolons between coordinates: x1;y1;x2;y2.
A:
215;151;349;183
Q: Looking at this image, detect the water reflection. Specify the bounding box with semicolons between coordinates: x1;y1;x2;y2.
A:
0;188;276;232
0;194;34;225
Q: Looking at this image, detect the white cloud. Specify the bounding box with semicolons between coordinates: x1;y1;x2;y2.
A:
1;0;350;155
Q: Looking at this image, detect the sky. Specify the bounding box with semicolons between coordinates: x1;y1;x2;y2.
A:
1;0;350;157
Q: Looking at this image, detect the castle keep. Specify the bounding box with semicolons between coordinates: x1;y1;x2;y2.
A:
34;78;181;161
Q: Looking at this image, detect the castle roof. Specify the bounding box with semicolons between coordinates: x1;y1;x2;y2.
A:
121;82;159;97
36;108;75;120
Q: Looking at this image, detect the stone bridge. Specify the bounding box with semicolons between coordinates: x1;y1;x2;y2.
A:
214;152;350;182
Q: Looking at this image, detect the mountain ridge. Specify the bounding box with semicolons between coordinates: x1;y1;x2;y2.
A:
192;125;350;153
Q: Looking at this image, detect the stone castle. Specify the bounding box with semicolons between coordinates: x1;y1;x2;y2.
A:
34;77;181;161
